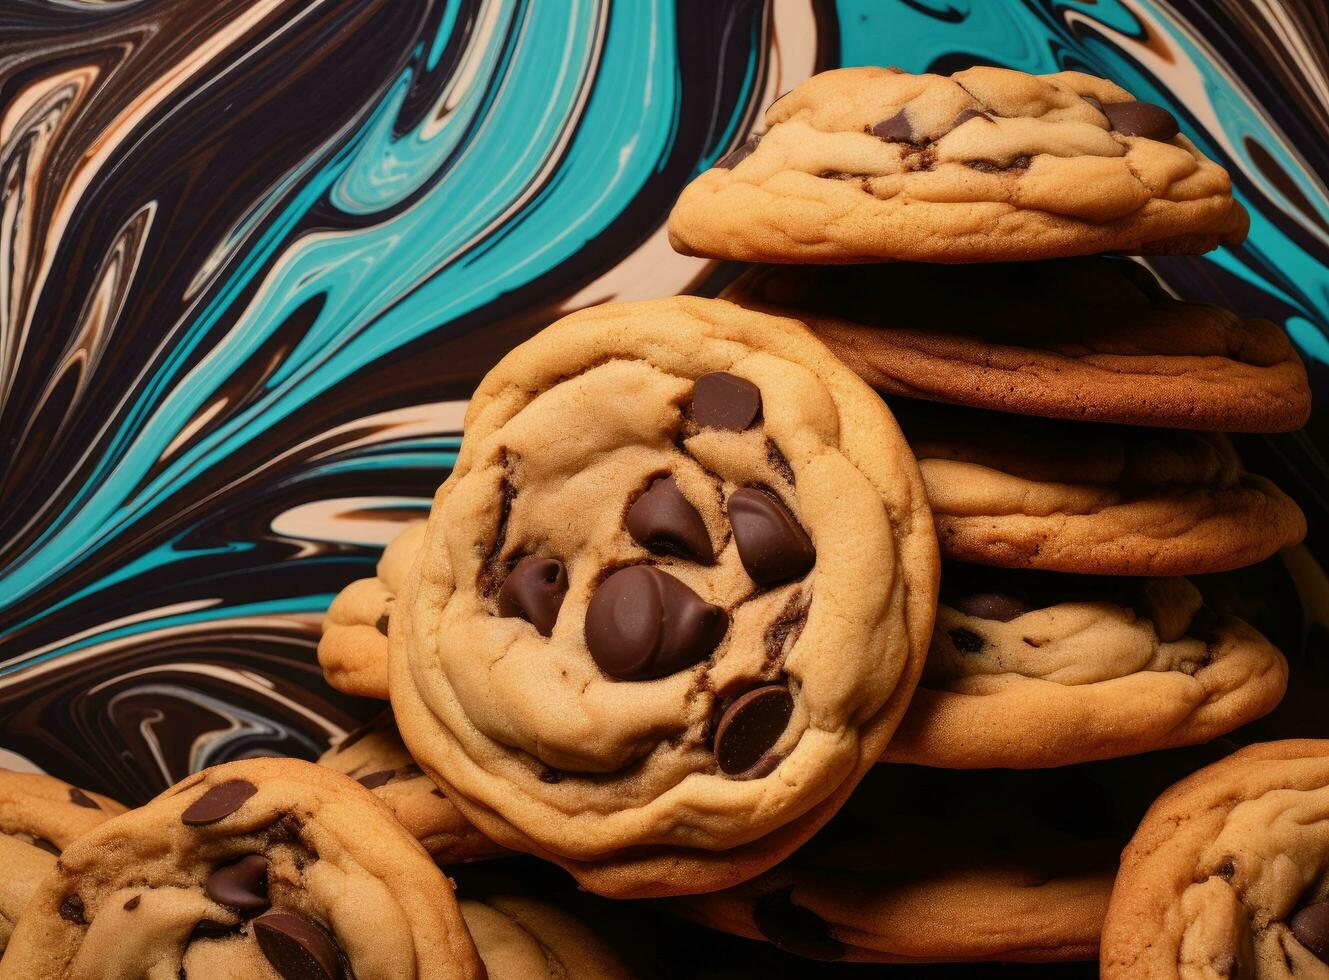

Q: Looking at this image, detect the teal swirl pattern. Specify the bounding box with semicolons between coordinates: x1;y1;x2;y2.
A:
0;0;1323;803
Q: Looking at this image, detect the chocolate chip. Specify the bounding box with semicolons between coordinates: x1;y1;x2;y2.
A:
585;566;729;680
714;684;793;778
205;854;269;911
356;769;395;790
59;893;86;924
716;133;762;169
951;107;991;128
497;556;568;636
752;887;844;961
1082;95;1103;111
397;764;423;779
32;837;60;855
627;476;714;564
948;627;985;653
950;593;1032;622
1101;100;1180;141
1292;902;1329;962
728;488;815;586
692;372;761;431
255;912;345;980
68;787;100;810
124;896;140;911
181;780;258;826
374;612;390;636
871;109;916;144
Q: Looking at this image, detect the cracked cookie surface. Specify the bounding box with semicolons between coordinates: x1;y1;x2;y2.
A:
1102;740;1329;979
901;402;1306;575
0;758;483;980
883;567;1287;768
668;66;1247;264
723;258;1309;432
388;296;938;898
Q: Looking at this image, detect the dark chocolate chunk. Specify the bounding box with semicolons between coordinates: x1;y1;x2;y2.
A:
1101;100;1180;141
181;780;258;826
59;893;86;924
255;912;345;980
1292;902;1329;962
585;566;729;680
951;107;991;128
728;488;815;586
374;612;390;636
356;769;396;790
692;372;761;431
871;109;916;144
717;133;762;169
626;476;714;564
753;887;844;961
948;627;985;653
714;684;793;778
32;837;60;855
68;787;100;810
950;593;1033;622
124;895;141;911
497;556;568;636
205;853;269;911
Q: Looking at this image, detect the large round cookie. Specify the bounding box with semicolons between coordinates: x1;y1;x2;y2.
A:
723;259;1310;432
883;566;1287;768
1102;740;1329;978
0;758;483;979
319;520;424;699
319;712;506;864
669;66;1248;263
901;402;1306;575
0;771;125;951
389;296;938;898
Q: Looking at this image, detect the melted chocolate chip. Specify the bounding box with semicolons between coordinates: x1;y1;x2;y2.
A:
59;893;86;924
728;488;815;586
255;912;345;980
871;109;916;144
716;133;762;169
374;612;390;636
181;780;258;826
948;627;985;653
951;107;991;128
714;684;793;778
68;787;100;810
752;887;845;961
32;837;60;856
1292;902;1329;962
626;476;714;564
1101;100;1180;141
950;593;1033;622
497;556;568;636
584;566;729;680
356;769;396;790
205;854;269;911
124;895;141;911
692;372;761;431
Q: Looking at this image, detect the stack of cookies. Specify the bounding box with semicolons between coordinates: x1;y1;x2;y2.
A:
0;65;1319;980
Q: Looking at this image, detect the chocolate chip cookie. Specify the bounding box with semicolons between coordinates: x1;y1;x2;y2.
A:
669;66;1247;263
389;297;938;898
723;259;1310;432
901;402;1306;575
1102;740;1329;978
0;771;125;950
0;758;483;979
883;566;1287;768
318;520;424;699
460;892;636;979
319;712;506;863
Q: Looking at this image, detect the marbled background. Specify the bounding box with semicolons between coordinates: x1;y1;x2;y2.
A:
0;0;1325;807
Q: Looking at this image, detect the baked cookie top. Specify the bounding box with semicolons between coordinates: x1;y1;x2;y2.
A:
0;758;483;980
669;66;1248;263
883;566;1287;768
319;712;506;863
389;297;938;898
1102;740;1329;978
723;259;1310;432
900;402;1306;575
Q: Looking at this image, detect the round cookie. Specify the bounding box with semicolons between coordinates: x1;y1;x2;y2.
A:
1102;740;1329;978
460;893;636;980
722;259;1310;432
318;520;424;699
882;566;1287;768
319;712;507;863
668;65;1248;264
0;758;483;979
389;296;938;898
900;401;1306;575
0;771;125;951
